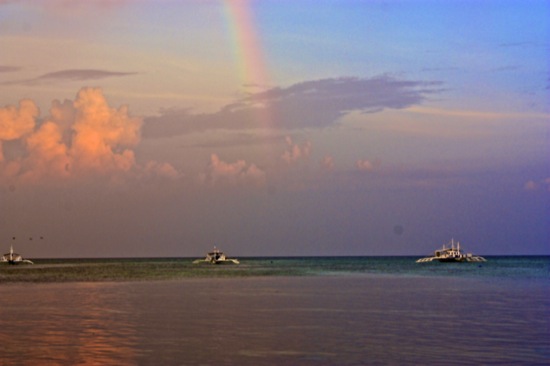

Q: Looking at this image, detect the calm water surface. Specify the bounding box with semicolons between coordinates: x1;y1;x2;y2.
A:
1;257;549;365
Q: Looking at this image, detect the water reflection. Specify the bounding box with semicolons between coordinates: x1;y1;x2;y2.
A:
1;276;548;365
1;282;138;365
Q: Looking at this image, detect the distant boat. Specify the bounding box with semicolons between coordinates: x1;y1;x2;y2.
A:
1;245;34;265
416;239;486;263
193;247;239;265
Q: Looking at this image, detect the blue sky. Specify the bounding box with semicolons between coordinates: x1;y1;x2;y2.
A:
0;0;548;257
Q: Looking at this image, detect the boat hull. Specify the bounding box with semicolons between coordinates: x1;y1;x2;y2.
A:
192;259;239;265
437;257;463;263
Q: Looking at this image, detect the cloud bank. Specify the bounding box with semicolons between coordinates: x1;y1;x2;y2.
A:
1;69;137;86
143;75;441;138
0;87;177;185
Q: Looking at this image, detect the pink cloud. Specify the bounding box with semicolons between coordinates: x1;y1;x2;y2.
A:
23;120;71;180
282;136;311;163
321;155;335;171
524;180;538;191
143;161;179;179
0;99;38;162
356;159;374;171
69;87;141;174
524;178;550;192
201;154;266;187
0;87;177;184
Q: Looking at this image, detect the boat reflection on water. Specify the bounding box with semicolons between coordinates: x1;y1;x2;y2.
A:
416;239;487;263
193;247;239;265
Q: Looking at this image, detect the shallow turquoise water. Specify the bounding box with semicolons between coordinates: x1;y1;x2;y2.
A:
1;255;548;282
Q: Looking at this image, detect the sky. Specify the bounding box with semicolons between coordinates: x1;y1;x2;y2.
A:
0;0;548;258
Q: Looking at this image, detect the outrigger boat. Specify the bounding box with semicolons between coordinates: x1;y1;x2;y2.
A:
416;239;486;263
1;245;34;265
193;247;239;265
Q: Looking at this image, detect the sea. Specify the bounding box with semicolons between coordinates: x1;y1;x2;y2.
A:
1;256;549;365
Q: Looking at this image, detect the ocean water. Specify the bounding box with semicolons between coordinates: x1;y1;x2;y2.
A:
2;256;549;282
1;256;549;365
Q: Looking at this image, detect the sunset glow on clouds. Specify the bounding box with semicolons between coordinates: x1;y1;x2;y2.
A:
0;1;548;257
0;88;177;185
355;159;375;172
282;136;311;163
524;178;550;192
200;153;266;187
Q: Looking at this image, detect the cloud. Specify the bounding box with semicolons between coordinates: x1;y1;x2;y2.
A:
143;161;179;180
524;178;550;192
143;75;441;138
1;0;131;17
0;99;38;142
321;156;335;171
2;69;137;85
39;69;138;81
200;154;266;187
0;66;20;73
0;87;177;184
356;159;375;172
281;136;311;163
524;180;538;191
68;87;141;174
23;119;71;180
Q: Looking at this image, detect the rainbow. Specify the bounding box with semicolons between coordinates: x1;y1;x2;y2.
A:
224;0;269;89
223;0;274;130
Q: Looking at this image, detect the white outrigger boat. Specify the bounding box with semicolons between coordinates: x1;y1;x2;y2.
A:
1;245;34;265
193;247;239;265
416;239;486;263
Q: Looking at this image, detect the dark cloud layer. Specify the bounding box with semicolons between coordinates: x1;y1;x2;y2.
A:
1;68;137;85
143;76;442;138
0;65;20;73
38;69;137;81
